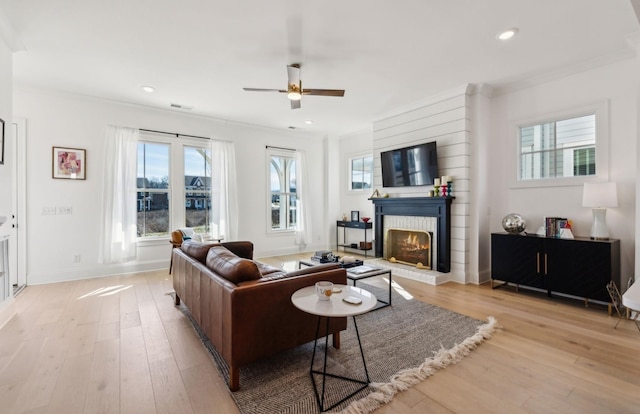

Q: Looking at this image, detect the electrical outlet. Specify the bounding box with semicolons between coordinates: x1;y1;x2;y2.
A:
42;206;56;215
73;254;81;263
58;206;73;215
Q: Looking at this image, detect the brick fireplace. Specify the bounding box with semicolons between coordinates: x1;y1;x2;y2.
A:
371;197;453;273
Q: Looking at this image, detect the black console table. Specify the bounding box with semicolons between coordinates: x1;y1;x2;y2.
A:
336;221;373;257
491;232;620;312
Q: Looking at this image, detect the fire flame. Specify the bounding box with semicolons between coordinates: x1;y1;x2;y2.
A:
401;233;429;250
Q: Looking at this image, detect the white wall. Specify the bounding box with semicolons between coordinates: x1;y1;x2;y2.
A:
13;88;330;285
489;58;639;287
468;86;492;284
0;31;14;321
338;128;375;219
334;128;375;255
0;37;11;224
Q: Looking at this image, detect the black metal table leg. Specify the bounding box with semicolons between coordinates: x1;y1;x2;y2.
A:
310;315;371;412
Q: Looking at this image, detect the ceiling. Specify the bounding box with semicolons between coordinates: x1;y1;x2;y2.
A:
1;0;639;135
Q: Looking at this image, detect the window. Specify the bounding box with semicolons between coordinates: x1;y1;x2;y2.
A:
268;149;297;231
137;142;170;237
519;114;596;181
573;147;595;176
184;146;212;233
349;155;373;191
136;135;215;240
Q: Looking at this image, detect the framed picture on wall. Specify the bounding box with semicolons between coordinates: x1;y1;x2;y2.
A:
0;117;4;165
52;146;86;180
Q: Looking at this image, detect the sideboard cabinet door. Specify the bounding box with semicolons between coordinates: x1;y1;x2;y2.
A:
545;237;620;302
491;233;544;288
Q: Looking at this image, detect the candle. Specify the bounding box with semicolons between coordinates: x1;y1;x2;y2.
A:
444;175;452;183
434;178;440;186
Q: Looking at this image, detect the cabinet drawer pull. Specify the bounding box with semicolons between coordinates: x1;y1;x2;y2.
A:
544;254;548;275
536;252;540;273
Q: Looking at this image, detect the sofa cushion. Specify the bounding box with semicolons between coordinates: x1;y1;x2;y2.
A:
181;240;219;264
206;246;262;284
221;241;254;260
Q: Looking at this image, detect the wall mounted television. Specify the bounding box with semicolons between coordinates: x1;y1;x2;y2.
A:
380;141;438;187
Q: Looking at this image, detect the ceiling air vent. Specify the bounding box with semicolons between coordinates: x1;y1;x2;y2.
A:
288;126;296;129
170;103;193;110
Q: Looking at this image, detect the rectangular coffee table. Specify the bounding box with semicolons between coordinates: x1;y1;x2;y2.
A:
299;260;392;310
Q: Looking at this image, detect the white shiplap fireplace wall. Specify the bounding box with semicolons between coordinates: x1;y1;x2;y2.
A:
371;84;472;284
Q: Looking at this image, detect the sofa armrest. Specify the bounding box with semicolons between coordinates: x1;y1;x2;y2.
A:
284;262;340;278
225;267;348;367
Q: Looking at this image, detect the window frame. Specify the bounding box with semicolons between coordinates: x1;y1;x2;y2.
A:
347;153;374;192
136;132;213;242
509;101;609;189
266;147;298;234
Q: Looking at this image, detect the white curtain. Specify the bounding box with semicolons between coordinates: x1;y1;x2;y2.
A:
98;125;139;263
210;140;238;241
294;150;312;247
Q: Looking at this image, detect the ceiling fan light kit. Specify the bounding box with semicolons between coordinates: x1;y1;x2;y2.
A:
287;82;302;100
243;63;345;109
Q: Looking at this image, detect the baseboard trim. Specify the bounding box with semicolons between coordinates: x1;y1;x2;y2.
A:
0;298;16;330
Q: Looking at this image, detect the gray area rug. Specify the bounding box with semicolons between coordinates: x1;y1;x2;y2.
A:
178;283;497;414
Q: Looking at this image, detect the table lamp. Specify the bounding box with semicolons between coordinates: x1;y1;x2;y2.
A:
582;182;618;240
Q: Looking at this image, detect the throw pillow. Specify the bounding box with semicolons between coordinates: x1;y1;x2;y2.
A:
206;246;262;284
181;240;218;264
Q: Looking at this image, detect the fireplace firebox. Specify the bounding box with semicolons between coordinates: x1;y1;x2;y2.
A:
385;229;432;269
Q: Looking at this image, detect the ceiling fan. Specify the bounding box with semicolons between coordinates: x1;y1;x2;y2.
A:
243;64;345;109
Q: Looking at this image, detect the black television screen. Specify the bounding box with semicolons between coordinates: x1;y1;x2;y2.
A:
380;142;438;187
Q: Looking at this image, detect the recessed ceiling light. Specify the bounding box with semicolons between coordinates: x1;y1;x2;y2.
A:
305;120;313;125
141;85;155;93
497;28;519;41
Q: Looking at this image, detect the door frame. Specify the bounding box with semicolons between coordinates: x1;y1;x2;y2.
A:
10;118;27;289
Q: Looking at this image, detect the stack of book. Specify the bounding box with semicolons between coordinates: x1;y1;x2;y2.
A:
545;217;569;238
311;250;336;263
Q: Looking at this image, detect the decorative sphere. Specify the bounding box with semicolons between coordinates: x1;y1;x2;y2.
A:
502;214;526;234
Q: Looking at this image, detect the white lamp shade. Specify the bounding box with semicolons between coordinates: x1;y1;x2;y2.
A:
582;182;618;208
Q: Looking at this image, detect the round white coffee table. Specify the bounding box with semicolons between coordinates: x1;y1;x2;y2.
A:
291;285;377;412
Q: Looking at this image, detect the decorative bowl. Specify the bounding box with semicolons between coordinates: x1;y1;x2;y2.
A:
502;213;526;234
361;217;371;223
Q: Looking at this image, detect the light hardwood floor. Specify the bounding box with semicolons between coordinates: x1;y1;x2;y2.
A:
1;253;639;413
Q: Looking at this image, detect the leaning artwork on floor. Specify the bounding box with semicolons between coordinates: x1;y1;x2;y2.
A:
178;284;498;414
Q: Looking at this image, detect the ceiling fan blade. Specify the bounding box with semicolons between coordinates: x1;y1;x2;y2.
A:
243;88;287;93
287;64;301;85
290;99;301;110
303;89;345;97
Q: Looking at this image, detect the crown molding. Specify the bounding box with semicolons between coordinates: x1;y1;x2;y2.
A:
492;46;636;96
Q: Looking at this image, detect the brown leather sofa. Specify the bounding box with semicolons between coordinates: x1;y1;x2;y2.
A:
172;240;348;391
